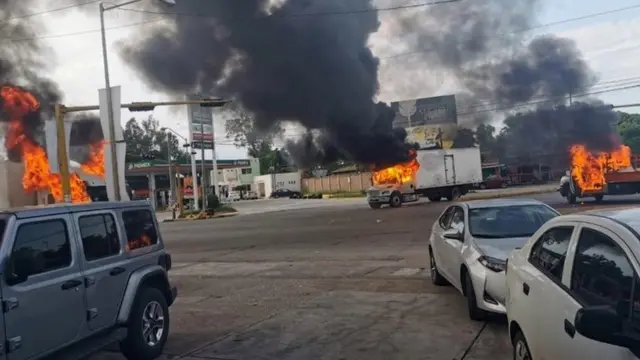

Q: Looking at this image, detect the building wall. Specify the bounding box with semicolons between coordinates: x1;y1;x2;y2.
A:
211;157;260;188
253;171;301;198
302;172;373;194
0;160;37;209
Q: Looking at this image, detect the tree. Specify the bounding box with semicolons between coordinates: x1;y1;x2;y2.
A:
451;128;477;148
225;103;286;174
617;111;640;153
476;124;497;161
123;115;189;164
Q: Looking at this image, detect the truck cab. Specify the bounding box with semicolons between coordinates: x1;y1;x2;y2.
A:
366;181;418;209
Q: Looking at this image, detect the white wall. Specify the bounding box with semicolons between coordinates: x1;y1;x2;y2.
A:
253;171;301;198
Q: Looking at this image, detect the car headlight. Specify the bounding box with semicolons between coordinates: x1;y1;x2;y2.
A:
478;256;506;272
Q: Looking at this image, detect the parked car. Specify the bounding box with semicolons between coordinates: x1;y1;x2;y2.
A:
227;191;241;202
270;189;302;199
506;208;640;360
246;191;259;200
0;201;177;360
477;174;509;189
428;198;559;320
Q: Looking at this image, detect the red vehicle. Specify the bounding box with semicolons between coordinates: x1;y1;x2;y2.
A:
477;174;509;189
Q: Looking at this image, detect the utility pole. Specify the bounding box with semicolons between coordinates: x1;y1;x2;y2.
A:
200;123;207;209
55;104;71;203
166;132;174;212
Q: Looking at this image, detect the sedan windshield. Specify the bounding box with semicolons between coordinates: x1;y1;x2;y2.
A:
469;205;558;238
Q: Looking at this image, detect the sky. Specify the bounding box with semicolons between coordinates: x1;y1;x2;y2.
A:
20;0;640;160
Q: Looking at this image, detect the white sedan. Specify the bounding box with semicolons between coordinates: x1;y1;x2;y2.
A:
428;198;559;320
506;208;640;360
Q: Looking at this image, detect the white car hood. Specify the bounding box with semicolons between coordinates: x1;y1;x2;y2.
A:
472;236;530;261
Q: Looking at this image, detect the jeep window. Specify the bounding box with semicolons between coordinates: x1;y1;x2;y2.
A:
79;214;121;261
0;219;5;243
122;210;158;250
11;219;72;278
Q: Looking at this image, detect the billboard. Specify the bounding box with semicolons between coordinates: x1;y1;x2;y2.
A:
391;95;457;149
187;93;214;149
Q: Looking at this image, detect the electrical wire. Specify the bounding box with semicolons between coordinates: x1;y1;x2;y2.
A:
117;0;461;19
1;0;100;22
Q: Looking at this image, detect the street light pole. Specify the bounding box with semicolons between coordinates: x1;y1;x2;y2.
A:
99;0;176;201
166;132;174;203
99;2;121;200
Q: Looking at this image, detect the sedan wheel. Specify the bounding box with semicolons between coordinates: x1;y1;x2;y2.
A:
429;248;448;286
513;331;531;360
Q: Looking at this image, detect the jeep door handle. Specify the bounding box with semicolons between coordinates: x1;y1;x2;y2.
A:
61;279;82;290
109;267;125;276
522;283;530;295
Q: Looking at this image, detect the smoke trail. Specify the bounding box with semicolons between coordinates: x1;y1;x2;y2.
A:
118;0;414;166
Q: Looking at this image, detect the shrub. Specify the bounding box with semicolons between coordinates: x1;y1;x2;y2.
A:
207;193;220;210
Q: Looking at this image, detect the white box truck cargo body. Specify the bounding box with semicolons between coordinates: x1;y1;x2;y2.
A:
366;147;482;209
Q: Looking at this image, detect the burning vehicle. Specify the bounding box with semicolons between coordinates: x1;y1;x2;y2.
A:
366;147;482;209
1;85;108;205
560;143;640;203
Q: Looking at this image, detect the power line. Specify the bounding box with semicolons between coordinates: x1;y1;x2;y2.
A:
1;0;100;22
117;0;462;19
379;3;640;60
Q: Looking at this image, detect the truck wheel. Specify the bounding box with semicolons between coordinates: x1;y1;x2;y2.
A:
594;194;604;202
428;196;441;202
567;193;577;204
121;287;170;360
446;187;461;201
369;202;382;209
389;192;402;208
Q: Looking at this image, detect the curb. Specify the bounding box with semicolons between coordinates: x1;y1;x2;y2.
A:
162;212;238;222
462;187;557;201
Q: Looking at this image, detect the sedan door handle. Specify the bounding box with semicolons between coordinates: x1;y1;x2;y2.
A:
564;319;576;338
109;267;125;276
522;282;530;295
61;279;82;290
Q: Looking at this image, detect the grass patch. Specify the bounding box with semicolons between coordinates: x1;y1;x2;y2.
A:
178;205;237;218
326;190;366;198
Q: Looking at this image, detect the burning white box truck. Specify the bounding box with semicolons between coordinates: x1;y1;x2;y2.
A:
366;147;482;209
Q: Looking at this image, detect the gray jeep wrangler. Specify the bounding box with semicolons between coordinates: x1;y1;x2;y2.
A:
0;201;177;360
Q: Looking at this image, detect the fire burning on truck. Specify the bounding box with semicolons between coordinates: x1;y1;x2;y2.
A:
569;144;632;192
372;150;420;186
1;85;106;203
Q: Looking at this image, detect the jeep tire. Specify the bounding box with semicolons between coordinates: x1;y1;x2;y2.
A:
121;287;170;360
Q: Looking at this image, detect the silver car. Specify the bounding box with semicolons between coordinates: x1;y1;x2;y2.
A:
428;198;559;320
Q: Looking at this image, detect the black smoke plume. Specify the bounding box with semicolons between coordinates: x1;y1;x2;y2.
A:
120;0;617;168
0;1;106;164
118;0;414;167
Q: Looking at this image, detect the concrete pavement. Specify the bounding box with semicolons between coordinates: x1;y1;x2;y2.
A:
92;188;640;360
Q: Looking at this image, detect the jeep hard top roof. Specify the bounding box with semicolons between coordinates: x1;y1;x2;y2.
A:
0;201;153;220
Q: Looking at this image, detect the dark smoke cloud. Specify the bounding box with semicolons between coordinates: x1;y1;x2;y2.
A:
118;0;413;166
0;0;62;161
0;1;106;163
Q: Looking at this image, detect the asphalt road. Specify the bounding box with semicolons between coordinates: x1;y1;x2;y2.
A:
94;191;640;360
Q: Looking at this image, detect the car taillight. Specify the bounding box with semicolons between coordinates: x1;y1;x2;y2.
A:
158;253;172;271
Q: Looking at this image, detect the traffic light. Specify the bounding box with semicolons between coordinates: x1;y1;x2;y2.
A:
199;98;228;108
127;102;156;112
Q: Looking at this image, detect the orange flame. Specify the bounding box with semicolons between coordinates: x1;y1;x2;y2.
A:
1;85;105;203
81;140;106;177
372;150;420;185
569;144;631;192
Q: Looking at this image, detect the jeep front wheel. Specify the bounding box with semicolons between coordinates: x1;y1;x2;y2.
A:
121;287;170;360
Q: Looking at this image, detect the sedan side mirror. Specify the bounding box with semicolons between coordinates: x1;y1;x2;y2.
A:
443;231;464;241
574;306;639;352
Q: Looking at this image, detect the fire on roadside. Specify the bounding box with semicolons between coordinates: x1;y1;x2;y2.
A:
569;144;631;192
1;85;105;203
372;150;420;185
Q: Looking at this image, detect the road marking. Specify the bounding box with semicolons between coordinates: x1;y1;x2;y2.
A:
390;267;424;276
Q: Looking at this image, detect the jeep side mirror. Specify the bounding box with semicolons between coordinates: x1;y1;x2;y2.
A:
574;306;639;352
